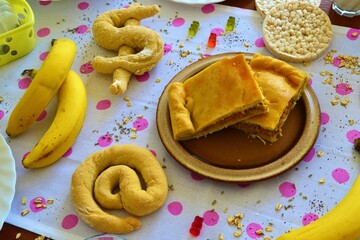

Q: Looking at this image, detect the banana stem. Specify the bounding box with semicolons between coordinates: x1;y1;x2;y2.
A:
21;69;38;78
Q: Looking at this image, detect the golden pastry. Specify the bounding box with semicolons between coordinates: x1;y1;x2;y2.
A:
168;54;269;140
233;53;310;142
70;144;168;234
110;18;139;95
92;3;163;94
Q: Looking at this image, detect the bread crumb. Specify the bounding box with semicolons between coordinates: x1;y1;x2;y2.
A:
21;209;30;216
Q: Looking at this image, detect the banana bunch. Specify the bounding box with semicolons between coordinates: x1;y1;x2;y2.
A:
277;174;360;240
6;38;88;169
22;70;87;168
6;38;76;137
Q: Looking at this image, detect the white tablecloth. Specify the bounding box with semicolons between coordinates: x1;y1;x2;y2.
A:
1;0;360;239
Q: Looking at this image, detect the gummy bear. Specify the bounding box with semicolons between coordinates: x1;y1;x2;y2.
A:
225;16;235;32
188;21;200;37
189;215;204;237
207;33;217;48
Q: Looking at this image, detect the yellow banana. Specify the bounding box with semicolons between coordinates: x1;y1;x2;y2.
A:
277;174;360;240
22;70;87;169
6;38;77;137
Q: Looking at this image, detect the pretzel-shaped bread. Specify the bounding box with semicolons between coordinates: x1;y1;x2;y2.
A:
92;3;163;95
70;144;168;233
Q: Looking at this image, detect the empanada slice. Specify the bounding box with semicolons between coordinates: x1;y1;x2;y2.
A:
233;53;310;142
168;54;268;141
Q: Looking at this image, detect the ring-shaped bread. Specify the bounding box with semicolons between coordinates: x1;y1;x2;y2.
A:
70;144;168;234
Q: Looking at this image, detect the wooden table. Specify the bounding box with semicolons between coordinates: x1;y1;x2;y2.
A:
1;0;358;239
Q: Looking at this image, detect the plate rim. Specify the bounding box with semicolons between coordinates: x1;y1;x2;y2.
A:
156;52;321;183
0;134;16;228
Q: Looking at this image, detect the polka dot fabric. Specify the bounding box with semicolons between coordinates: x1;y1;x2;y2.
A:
0;0;359;239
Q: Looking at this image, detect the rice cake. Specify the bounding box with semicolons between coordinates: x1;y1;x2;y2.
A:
255;0;321;18
262;1;332;63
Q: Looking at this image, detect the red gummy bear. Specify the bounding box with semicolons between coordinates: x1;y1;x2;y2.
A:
207;33;217;48
189;215;204;237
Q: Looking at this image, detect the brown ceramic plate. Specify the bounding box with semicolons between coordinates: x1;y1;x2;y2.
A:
156;52;320;183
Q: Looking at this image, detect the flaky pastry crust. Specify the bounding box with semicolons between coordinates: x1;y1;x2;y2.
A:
168;54;268;140
70;144;168;234
233;53;309;142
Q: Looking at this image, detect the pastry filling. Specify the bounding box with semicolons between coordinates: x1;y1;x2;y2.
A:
235;79;307;142
195;101;269;138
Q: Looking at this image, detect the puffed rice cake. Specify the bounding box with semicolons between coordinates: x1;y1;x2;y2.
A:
255;0;321;18
262;1;333;63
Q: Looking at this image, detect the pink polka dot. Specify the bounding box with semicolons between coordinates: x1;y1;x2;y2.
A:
203;210;219;226
191;172;205;181
30;197;46;212
308;78;313;85
96;237;113;240
335;83;353;95
238;183;250;188
201;54;212;59
96;99;111;110
255;37;265;48
39;52;48;61
346;29;360;40
237;183;251;188
132;118;148;131
279;181;296;198
167;201;183;216
62;214;79;230
80;62;94;74
0;110;4;120
211;28;224;36
22;152;30;160
75;25;88;34
246;223;263;239
63;147;72;157
172;18;185;27
164;43;172;56
149;149;157;156
39;0;51;6
303;147;315;162
320;112;330;125
346;130;360;143
36;110;47;121
97;133;113;147
98;237;114;240
333;56;342;67
201;4;215;14
302;212;318;225
332;168;350;184
77;1;89;10
135;72;150;82
18;77;31;89
37;27;50;37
